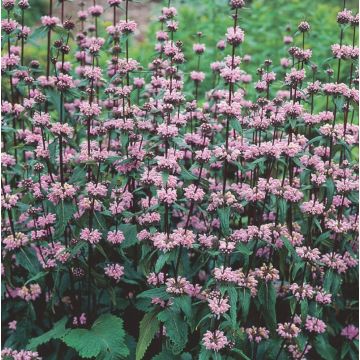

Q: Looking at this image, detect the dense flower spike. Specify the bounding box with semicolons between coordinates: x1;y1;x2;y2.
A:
1;0;358;359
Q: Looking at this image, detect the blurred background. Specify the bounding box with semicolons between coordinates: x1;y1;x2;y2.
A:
18;0;360;103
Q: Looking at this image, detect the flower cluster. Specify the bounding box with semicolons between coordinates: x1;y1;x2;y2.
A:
1;0;358;359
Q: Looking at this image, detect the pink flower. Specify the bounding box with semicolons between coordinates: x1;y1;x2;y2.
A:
208;295;230;316
17;284;42;302
8;320;17;330
255;263;280;282
119;20;137;34
202;330;229;352
79;101;102;117
41;16;59;28
277;322;301;339
245;326;269;343
80;228;102;244
295;246;321;262
285;68;306;86
220;67;242;83
3;232;28;251
170;228;195;248
147;272;165;286
341;325;359;340
226;26;245;46
184;184;205;202
1;19;18;34
157;188;177;204
161;6;177;18
289;283;314;300
107;230;125;245
193;43;206;54
190;71;206;83
305;316;327;333
300;199;324;215
165;276;190;294
133;77;145;88
104;263;124;282
315;289;332;305
88;5;104;17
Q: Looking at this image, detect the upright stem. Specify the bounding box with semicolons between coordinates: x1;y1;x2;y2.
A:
222;8;238;194
59;92;64;186
46;0;53;80
21;10;25;66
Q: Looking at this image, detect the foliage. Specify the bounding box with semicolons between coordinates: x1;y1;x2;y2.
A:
1;0;359;359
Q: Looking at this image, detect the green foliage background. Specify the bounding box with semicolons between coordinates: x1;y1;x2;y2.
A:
24;0;359;84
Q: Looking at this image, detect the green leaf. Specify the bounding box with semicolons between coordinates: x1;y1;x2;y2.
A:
62;329;102;358
180;166;198;180
341;342;351;359
236;242;252;256
155;253;171;273
157;309;188;354
25;271;48;285
300;300;308;321
231;348;251;360
323;270;341;295
152;351;192;360
217;207;230;236
230;118;242;133
239;289;251;322
333;96;345;111
172;296;192;320
152;350;177;360
62;314;128;360
137;287;169;300
314;334;337;360
278;199;287;224
17;247;40;276
281;236;297;258
54;201;76;240
227;287;238;328
325;178;335;210
69;166;87;186
118;223;138;248
136;310;160;360
258;282;277;331
27;318;70;350
199;348;212;360
161;171;169;186
29;25;48;41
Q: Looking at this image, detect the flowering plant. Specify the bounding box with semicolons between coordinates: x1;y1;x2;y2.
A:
1;0;359;359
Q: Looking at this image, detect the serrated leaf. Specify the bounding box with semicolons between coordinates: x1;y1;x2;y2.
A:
137;287;169;300
180;166;198;180
325;177;335;210
25;271;48;285
157;309;188;354
27;318;69;350
258;282;277;331
118;223;138;248
314;334;337;360
239;289;251;322
69;166;87;186
217;207;230;236
62;328;102;358
172;296;192;320
230;118;242;133
63;314;128;360
136;310;160;360
155;253;171;273
227;287;237;328
199;348;212;360
54;201;76;240
231;348;251;360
